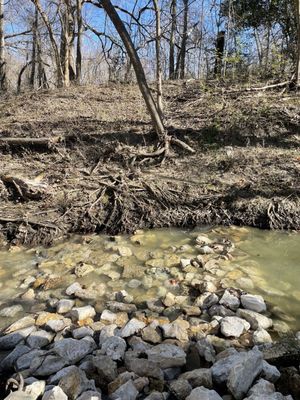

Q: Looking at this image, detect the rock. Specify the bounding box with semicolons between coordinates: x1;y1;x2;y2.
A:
200;281;217;293
75;263;94;277
183;306;201;316
161;319;189;342
71;306;96;321
180;259;191;268
133;376;149;392
247;379;275;396
100;309;117;323
66;282;82;296
31;354;68;376
42;387;67;400
74;288;98;301
108;371;137;394
127;279;142;289
4;316;36;334
273;320;291;335
0;304;23;317
261;361;281;383
180;369;213;389
72;326;94;339
120;318;146;338
117;246;133;257
107;301;137;313
227;349;263;400
27;330;54;348
219;290;240;311
198;246;214;255
125;353;163;380
253;328;272;344
101;336;127;360
77;392;102;400
146;299;165;313
56;299;75;314
186;386;222;400
25;380;46;398
99;324;117;345
163;292;176;307
146;344;186;369
241;294;266;313
144;392;166;400
196;235;213;245
127;336;152;352
111;380;138;400
0;344;30;371
169;379;192;399
58;367;96;400
16;349;45;371
93;354;118;383
196;338;216;363
220;316;250;338
236;309;272;330
277;366;300;400
0;326;36;350
208;305;235;318
142;326;162;344
53;337;96;363
21;289;35;301
196;293;219;309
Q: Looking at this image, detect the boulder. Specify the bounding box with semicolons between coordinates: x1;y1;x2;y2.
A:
58;367;96;400
241;294;266;313
53;337;96;364
253;328;272;345
169;379;192;399
93;355;118;383
146;344;186;369
237;309;272;330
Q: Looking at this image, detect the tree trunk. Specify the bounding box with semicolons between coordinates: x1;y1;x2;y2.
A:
31;0;64;87
101;0;165;140
0;0;7;92
169;0;176;80
214;31;225;77
295;0;300;86
30;8;38;88
179;0;188;79
76;0;83;83
153;0;163;118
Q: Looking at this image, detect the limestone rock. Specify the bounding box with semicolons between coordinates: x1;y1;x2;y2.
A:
180;369;213;389
0;304;23;317
146;344;186;369
142;326;162;344
111;380;138;400
56;299;75;314
101;336;127;360
25;380;46;398
66;282;82;296
169;379;192;399
70;306;96;321
237;309;272;330
42;387;67;400
253;328;272;345
220;316;250;338
120;318;146;338
220;290;240;311
53;337;96;363
161;319;190;341
186;386;222;400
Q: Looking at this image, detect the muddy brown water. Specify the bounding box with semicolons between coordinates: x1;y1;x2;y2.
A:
0;226;299;332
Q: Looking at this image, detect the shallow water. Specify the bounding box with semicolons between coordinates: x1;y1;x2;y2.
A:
0;226;299;331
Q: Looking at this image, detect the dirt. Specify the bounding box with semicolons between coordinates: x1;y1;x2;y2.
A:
0;80;299;246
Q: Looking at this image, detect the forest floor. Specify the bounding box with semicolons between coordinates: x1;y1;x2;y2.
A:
0;80;299;246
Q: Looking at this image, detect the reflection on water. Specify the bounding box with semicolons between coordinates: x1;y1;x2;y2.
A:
0;226;299;331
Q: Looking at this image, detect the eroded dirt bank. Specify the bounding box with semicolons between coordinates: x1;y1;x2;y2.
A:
0;81;299;245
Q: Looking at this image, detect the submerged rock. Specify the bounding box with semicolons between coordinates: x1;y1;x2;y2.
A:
241;294;266;313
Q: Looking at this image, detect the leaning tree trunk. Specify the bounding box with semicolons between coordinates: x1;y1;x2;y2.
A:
0;0;7;92
169;0;176;80
153;0;163;118
101;0;165;141
179;0;189;79
31;0;64;87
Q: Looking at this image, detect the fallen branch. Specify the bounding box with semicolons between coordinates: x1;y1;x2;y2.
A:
0;136;62;151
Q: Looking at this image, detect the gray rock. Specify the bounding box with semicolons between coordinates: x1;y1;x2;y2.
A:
208;304;235;318
70;306;96;321
220;316;250;338
100;310;117;323
164;368;181;381
241;294;266;313
49;366;80;384
186;386;222;400
93;355;118;383
99;324;117;345
169;379;192;399
42;387;67;400
196;338;216;363
107;301;137;313
101;336;127;360
120;318;146;338
146;344;186;369
127;336;152;353
220;290;240;311
144;392;166;400
4;316;36;334
0;326;36;350
56;299;75;314
111;380;138;400
127;279;142;289
227;349;263;400
211;349;246;385
245;394;292;400
237;309;272;330
161;319;189;342
261;361;281;383
253;328;272;345
0;344;30;371
72;326;94;340
17;349;45;371
125;353;163;380
142;326;162;344
180;369;213;389
45;319;70;333
247;378;275;396
31;355;68;376
53;337;96;363
58;367;96;400
0;304;23;317
27;330;54;348
77;392;102;400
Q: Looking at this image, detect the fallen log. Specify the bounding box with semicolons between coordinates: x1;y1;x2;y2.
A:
0;136;61;152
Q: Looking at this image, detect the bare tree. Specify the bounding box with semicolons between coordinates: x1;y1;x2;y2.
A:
295;0;300;86
179;0;189;79
76;0;83;83
0;0;7;91
169;0;176;79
